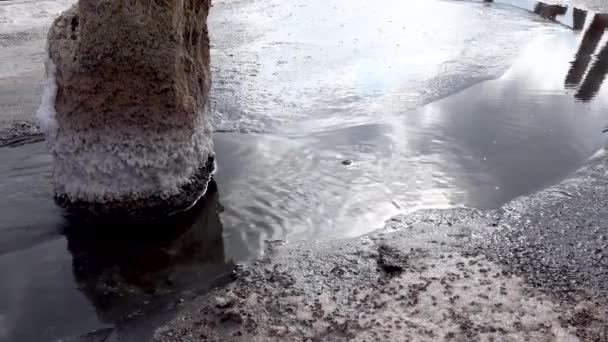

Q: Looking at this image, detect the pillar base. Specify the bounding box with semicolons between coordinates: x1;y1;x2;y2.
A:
55;156;216;219
38;0;214;219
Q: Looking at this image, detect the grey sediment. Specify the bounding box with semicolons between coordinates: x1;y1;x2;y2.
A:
0;123;43;147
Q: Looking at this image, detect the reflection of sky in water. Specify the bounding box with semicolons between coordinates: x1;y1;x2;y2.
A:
214;4;608;261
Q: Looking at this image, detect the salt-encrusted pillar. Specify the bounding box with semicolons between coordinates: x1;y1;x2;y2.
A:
37;0;214;217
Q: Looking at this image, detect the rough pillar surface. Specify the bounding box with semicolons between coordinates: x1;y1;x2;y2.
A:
37;0;214;217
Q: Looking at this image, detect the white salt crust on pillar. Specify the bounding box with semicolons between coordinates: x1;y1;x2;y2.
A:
37;1;214;218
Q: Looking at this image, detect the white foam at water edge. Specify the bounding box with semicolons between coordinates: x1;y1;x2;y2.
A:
51;124;214;202
35;54;58;140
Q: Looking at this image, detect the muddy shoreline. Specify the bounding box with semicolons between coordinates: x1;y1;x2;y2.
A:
58;147;607;341
147;148;608;342
147;154;608;341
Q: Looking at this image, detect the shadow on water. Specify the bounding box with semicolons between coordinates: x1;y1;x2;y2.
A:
0;177;233;342
62;180;233;326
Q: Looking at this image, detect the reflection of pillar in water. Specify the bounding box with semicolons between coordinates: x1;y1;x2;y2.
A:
572;8;588;31
533;2;567;21
565;15;608;88
64;181;230;324
576;41;608;101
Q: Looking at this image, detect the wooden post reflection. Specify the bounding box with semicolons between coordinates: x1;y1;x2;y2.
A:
576;41;608;101
565;14;608;89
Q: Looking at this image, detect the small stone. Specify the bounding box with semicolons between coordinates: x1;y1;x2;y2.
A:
220;311;243;324
215;295;234;309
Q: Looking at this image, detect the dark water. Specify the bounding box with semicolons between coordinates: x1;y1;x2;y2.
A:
2;0;608;341
0;169;232;341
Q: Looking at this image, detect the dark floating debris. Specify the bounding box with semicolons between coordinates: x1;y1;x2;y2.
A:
341;159;353;166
